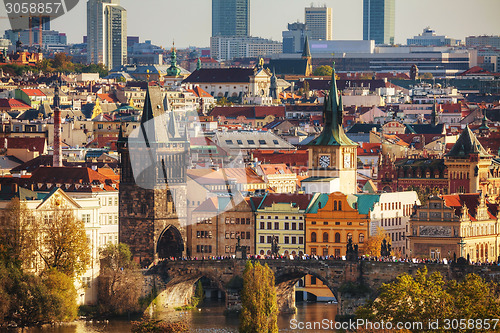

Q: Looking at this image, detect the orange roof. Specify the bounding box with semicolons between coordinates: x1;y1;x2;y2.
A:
97;93;118;103
21;89;45;97
188;86;213;98
259;164;292;175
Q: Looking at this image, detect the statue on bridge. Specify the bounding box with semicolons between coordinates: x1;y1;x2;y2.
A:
235;236;247;259
381;239;392;257
271;235;280;257
346;238;358;261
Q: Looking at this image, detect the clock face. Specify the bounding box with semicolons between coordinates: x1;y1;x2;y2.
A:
344;154;351;168
319;155;330;168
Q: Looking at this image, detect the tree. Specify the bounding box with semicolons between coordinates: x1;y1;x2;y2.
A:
240;261;278;333
313;65;332;76
420;72;433;79
0;198;37;267
356;267;453;326
42;269;78;322
98;243;143;315
37;207;91;278
363;227;391;257
356;268;500;332
447;274;500;319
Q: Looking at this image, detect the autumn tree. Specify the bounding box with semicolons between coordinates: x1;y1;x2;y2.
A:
364;227;391;257
37;206;91;278
240;261;278;333
313;65;332;76
98;243;143;315
0;198;37;267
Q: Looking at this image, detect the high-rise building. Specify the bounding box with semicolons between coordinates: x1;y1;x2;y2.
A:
363;0;395;45
305;6;333;41
212;0;250;37
282;22;312;54
87;0;127;69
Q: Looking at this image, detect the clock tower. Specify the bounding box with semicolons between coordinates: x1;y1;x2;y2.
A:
307;63;358;194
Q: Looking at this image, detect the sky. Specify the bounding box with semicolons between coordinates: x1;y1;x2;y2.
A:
1;0;499;48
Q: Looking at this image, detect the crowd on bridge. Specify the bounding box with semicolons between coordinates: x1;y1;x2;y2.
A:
154;254;500;267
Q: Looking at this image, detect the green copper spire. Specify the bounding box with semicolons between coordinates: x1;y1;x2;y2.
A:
196;57;201;71
479;109;489;131
167;43;182;77
302;35;311;58
307;62;356;146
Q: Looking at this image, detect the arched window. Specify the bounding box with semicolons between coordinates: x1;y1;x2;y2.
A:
311;232;317;243
338;201;342;210
347;233;352;241
359;233;365;243
323;232;329;243
334;201;337;211
335;232;341;243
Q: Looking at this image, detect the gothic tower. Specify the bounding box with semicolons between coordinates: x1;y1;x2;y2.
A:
307;63;358;194
119;86;188;266
445;125;491;194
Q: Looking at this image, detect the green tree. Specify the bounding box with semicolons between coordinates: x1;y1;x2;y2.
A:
448;274;500;320
98;243;143;315
313;65;332;76
357;267;453;326
37;207;91;278
240;261;278;333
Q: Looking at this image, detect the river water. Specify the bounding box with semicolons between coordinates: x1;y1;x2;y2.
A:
23;301;338;333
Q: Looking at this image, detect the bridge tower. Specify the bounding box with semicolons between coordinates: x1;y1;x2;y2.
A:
118;86;188;266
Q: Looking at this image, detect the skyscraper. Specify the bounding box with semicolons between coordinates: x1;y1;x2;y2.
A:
212;0;250;37
363;0;395;45
305;6;333;41
87;0;127;69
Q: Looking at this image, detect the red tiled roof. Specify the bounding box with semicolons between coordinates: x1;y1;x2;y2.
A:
85;136;118;149
258;193;313;210
441;193;497;221
188;86;213;98
259;164;292;175
21;88;45;97
97;93;118;103
252;150;308;167
29;166;119;192
6;137;46;154
0;98;31;109
209;106;285;119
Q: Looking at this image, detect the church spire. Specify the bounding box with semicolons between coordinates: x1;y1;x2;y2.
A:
302;35;311;59
431;97;439;127
307;62;356;146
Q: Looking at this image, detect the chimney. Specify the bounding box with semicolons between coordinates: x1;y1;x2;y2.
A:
53;81;62;167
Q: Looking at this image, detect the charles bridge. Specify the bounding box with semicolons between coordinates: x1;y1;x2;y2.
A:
144;259;500;314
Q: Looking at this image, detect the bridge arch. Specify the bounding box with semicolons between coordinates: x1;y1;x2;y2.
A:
272;265;340;313
148;264;229;311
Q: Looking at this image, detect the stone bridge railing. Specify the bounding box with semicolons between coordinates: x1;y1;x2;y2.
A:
144;259;500;314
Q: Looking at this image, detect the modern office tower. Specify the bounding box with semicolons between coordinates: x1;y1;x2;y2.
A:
87;0;127;69
282;22;312;53
363;0;395;45
305;6;333;41
212;0;250;37
466;35;500;49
